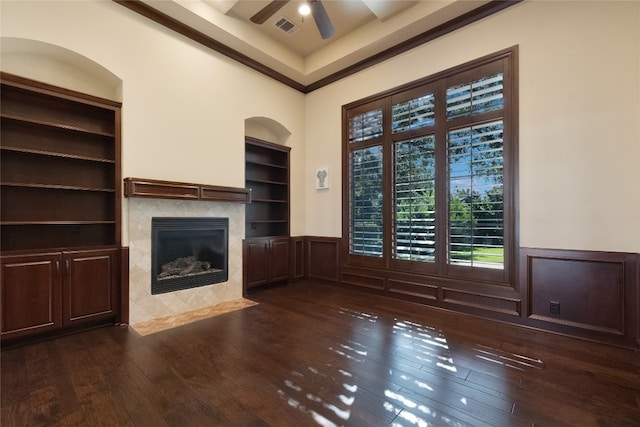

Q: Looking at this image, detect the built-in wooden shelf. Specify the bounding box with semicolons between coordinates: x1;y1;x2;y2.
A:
244;137;290;238
1;146;116;163
123;177;251;203
1;72;122;341
1;112;116;137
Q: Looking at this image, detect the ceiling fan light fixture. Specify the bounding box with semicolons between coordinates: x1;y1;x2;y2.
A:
298;3;311;16
251;0;335;40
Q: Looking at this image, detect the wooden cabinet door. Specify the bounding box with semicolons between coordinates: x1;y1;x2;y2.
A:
269;238;290;282
244;239;270;289
62;249;117;326
1;253;62;339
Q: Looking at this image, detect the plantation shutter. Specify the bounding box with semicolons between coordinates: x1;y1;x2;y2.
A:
446;74;504;120
394;136;436;262
391;94;435;133
448;120;504;268
349;108;383;143
350;146;383;257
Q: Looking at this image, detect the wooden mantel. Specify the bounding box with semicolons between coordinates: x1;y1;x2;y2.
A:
124;177;250;203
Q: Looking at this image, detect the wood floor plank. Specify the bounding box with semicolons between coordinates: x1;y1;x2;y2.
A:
389;386;499;427
0;345;28;408
0;400;34;427
2;279;639;426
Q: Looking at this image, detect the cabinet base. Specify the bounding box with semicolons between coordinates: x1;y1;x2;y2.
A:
1;317;118;350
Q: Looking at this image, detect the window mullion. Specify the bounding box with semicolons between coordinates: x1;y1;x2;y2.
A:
434;80;449;275
382;98;393;268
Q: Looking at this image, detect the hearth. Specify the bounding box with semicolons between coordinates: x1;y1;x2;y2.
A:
151;217;228;294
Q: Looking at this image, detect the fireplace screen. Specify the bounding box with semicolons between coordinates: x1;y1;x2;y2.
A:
151;217;228;294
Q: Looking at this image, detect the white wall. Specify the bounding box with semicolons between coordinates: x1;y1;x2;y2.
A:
304;0;640;254
0;0;307;242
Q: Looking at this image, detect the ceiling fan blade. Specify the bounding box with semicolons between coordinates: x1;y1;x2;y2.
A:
310;0;335;39
250;0;289;25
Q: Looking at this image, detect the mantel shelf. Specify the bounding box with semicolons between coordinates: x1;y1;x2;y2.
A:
123;177;251;203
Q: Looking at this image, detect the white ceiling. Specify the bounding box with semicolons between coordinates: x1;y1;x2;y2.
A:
139;0;494;87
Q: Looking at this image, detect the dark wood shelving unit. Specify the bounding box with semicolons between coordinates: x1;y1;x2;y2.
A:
245;138;290;239
1;76;120;253
244;137;291;293
0;72;122;342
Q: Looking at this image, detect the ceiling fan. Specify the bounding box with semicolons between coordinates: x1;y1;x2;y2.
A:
250;0;335;40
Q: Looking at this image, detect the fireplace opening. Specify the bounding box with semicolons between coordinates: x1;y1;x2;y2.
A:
151;217;228;295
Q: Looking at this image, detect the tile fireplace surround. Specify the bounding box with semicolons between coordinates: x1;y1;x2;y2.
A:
128;198;244;324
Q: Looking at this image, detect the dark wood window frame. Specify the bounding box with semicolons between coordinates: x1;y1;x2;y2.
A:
342;46;519;287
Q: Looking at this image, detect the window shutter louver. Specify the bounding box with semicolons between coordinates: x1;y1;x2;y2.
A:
391;94;435;133
349;108;383;143
394;136;436;262
448;120;504;269
446;74;503;120
350;146;384;257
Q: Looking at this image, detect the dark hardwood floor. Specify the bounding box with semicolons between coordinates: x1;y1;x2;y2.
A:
2;279;639;426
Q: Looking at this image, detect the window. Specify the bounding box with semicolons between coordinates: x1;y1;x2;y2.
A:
343;48;517;284
350;146;383;257
349;108;383;143
448;120;504;269
394;136;436;262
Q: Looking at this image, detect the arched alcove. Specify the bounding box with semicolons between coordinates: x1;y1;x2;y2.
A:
0;37;122;101
244;116;291;145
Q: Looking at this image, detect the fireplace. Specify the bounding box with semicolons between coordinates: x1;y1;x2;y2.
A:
151;217;228;295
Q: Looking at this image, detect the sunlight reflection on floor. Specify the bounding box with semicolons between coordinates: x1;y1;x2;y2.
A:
473;344;544;371
393;318;458;373
276;307;376;425
275;306;542;426
384;317;469;426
